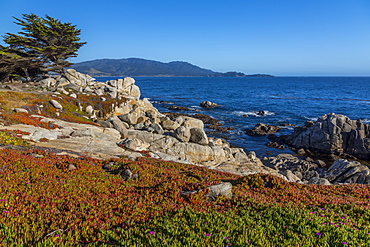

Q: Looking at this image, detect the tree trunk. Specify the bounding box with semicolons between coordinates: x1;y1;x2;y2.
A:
22;67;31;82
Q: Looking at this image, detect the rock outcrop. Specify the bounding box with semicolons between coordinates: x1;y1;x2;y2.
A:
284;113;370;160
6;73;370;186
0;72;287;180
246;123;282;136
38;69;141;100
263;153;370;185
324;159;370;184
200;101;220;108
262;154;323;183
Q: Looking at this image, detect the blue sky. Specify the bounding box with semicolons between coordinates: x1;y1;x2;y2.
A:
1;0;370;76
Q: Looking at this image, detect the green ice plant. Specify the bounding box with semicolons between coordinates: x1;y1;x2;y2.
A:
0;147;369;246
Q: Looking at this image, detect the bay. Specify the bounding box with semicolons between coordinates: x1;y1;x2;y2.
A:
98;77;370;157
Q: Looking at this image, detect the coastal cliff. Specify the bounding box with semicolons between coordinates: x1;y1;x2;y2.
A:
1;70;369;186
0;71;370;245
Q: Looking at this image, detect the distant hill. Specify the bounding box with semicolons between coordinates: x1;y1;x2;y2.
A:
72;58;274;77
72;58;216;77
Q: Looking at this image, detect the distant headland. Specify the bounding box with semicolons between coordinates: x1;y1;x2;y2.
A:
72;58;274;77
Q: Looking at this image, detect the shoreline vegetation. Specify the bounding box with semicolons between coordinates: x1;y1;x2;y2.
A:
0;73;368;246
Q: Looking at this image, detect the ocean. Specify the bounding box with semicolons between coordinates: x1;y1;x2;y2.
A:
99;77;370;158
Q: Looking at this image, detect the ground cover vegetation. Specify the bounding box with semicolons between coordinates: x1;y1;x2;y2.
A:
0;90;128;128
0;13;85;82
0;146;369;246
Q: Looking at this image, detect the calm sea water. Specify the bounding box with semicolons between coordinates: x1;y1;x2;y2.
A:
98;77;370;157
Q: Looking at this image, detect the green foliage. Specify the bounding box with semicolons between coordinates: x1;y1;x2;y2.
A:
0;130;30;146
1;13;86;81
0;146;369;246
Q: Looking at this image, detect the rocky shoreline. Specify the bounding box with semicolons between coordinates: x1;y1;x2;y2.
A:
2;69;370;186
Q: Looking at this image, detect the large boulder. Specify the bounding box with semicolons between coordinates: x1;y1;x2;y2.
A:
118;138;150;152
174;126;191;142
39;77;57;87
285;113;370;160
206;182;232;200
189;128;209;145
63;69;96;86
49;99;63;110
182;117;204;129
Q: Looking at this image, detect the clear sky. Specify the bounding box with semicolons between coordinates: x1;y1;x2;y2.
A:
1;0;370;76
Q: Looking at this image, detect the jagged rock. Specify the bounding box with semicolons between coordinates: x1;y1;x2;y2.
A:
94;89;104;96
162;119;181;130
324;159;370;184
64;69;96;86
68;164;77;171
83;86;94;93
174;126;191;142
234;150;251;163
200;101;220;108
105;85;116;92
280;170;301;182
56;77;70;87
108;80;117;87
118;110;143;126
262;154;321;182
107;91;117;99
102;162;115;170
285;113;370;160
121;169;133;181
85;105;94;115
39;78;57;87
49;100;63;109
118;138;150;151
56;87;69;95
206;182;232;200
166;105;191;111
247;151;257;160
181;117;204;129
308;177;331;185
96;120;113;128
246;123;282;136
123;77;135;88
27;128;62;142
315;160;327;168
121;129;255;171
109;116;128;136
128;85;141;99
266;141;285;149
14;108;29;114
190;128;209;145
209;138;229;147
149;123;164;135
71;128;96;138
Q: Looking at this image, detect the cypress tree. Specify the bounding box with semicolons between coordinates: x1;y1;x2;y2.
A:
1;13;86;81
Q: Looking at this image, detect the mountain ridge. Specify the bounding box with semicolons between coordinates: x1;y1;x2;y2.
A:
72;58;274;77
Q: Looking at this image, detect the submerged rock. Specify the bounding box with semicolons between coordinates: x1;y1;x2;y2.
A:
245;123;282;136
200;101;220;108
